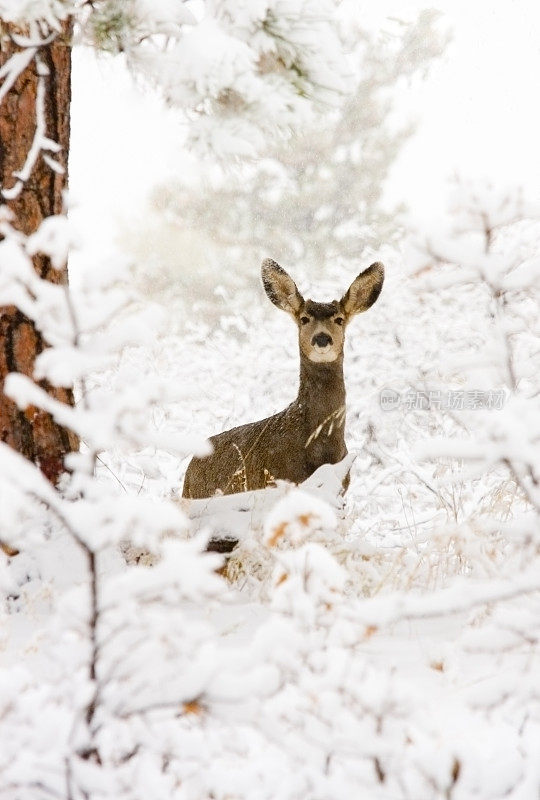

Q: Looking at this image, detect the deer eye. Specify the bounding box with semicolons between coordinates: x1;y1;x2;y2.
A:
300;316;310;325
334;317;344;326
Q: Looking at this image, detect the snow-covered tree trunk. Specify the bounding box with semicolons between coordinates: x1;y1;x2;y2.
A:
0;21;78;484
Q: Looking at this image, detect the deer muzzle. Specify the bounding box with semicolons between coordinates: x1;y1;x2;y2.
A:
312;332;333;348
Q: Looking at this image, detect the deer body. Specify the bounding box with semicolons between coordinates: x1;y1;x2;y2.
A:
182;260;384;500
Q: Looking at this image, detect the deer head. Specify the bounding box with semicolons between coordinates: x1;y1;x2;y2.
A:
261;259;385;363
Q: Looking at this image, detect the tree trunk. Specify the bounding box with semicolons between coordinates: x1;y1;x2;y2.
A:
0;22;78;485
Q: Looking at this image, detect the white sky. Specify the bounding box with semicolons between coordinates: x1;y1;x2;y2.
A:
379;0;540;221
70;1;540;238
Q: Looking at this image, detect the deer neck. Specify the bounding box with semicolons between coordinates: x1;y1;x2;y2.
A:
296;353;346;433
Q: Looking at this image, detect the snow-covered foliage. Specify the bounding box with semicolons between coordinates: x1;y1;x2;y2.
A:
406;179;540;534
0;0;72;27
124;10;447;310
1;0;351;160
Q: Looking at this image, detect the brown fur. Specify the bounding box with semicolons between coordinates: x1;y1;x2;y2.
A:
182;260;384;499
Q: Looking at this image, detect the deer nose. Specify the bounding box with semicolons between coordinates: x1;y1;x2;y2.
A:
312;332;332;348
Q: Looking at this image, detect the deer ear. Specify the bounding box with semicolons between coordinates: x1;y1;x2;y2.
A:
341;262;384;317
261;259;303;315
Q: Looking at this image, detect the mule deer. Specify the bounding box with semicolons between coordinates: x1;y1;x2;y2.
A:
182;259;384;502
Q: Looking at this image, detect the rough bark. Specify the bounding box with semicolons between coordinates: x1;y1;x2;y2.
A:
0;22;78;485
